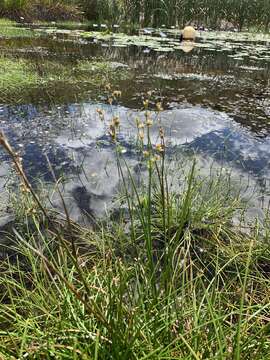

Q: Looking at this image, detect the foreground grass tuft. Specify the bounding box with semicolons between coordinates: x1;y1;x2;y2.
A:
0;101;269;358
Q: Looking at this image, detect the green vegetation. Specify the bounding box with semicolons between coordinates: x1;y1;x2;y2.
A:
0;0;81;22
0;18;35;37
0;17;15;25
0;103;270;358
0;58;39;92
0;3;269;358
79;30;270;55
80;0;270;31
0;57;131;102
1;1;270;30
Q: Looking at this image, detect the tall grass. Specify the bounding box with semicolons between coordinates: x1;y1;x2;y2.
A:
1;0;270;30
77;0;270;30
0;93;270;358
0;0;81;21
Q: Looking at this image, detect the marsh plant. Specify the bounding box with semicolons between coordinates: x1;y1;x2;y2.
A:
72;0;270;31
82;0;270;31
0;90;270;358
0;57;131;103
0;0;81;21
1;1;270;30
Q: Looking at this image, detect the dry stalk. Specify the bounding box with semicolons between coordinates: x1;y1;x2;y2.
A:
0;130;48;218
0;131;110;326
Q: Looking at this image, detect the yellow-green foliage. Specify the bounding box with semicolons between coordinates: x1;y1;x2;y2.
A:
1;1;270;30
0;18;16;25
0;18;35;37
0;58;39;91
0;0;29;10
0;57;131;102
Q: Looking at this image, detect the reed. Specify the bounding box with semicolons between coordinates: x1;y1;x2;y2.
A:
1;0;270;30
77;0;270;30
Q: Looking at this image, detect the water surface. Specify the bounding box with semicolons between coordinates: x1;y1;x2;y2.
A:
0;27;269;224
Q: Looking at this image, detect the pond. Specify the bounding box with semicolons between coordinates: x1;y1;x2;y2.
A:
0;25;270;225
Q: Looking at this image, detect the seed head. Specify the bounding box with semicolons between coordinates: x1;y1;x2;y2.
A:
113;116;120;127
143;151;150;157
143;99;149;109
159;127;165;139
109;121;117;141
156;102;163;112
156;143;164;153
146;118;153;127
113;90;122;98
139;130;144;140
96;108;105;120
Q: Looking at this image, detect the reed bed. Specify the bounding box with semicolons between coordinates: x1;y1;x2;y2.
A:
0;1;269;30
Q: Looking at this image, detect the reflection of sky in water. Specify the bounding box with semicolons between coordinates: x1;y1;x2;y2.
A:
0;101;270;223
189;127;270;177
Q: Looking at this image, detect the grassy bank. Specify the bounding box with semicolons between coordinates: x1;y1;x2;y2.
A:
0;98;270;359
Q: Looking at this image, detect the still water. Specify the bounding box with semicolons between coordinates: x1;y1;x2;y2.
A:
0;27;269;225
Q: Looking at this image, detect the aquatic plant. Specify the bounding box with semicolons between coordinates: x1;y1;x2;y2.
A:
77;0;270;30
0;0;82;22
0;58;39;92
0;57;131;103
0;19;35;37
0;92;270;358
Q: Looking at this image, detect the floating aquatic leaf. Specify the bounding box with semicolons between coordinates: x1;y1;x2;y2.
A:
152;47;174;52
